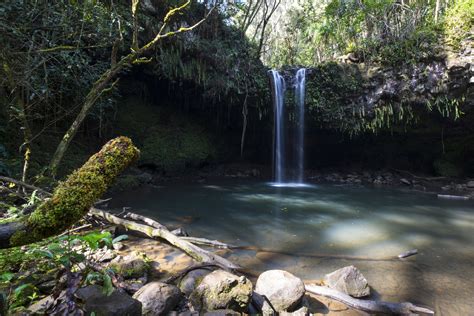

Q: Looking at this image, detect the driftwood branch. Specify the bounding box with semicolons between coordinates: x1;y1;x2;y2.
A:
89;208;240;270
305;284;434;315
124;212;232;249
234;246;417;262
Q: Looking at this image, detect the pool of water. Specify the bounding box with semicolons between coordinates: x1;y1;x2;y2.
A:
110;180;474;315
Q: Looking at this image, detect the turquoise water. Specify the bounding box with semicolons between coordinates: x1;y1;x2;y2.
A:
111;181;474;315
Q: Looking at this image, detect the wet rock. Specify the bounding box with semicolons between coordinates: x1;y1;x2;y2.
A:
76;285;142;316
324;265;370;298
179;268;212;296
27;295;55;314
133;282;181;316
88;247;116;262
467;181;474;188
254;270;305;313
109;252;149;278
189;269;252;312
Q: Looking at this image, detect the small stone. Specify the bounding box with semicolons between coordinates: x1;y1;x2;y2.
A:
324;266;370;298
92;247;116;262
466;181;474;188
254;270;305;313
133;282;181;316
113;242;125;251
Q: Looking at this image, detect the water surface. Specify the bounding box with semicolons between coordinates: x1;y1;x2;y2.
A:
111;181;474;315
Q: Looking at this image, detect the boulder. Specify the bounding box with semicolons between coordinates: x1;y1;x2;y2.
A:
109;252;149;278
75;285;142;316
467;180;474;188
179;268;212;296
324;265;370;297
189;270;252;312
254;270;305;313
133;282;181;316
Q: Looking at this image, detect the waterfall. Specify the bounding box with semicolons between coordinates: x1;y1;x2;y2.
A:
295;68;306;183
269;70;286;184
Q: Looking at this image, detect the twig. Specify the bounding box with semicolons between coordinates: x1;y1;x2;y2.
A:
58;224;93;237
0;176;52;196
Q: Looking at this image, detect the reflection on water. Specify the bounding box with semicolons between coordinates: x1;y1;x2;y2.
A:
110;180;474;315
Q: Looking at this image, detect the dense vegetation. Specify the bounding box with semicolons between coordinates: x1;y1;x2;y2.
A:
0;0;472;182
0;0;473;314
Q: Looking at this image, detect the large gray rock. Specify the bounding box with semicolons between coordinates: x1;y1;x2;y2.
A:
254;270;305;313
324;265;370;297
133;282;181;315
179;268;212;296
75;285;142;316
466;180;474;188
189;269;252;312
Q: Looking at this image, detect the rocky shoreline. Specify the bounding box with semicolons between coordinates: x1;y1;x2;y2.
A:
115;163;474;200
24;231;415;315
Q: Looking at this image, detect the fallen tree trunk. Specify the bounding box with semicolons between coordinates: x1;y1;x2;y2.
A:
305;284;434;315
124;212;232;249
0;137;139;248
89;208;240;271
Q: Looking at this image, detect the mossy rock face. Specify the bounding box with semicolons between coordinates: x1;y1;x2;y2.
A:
114;100;215;174
141;126;214;173
10;137;140;246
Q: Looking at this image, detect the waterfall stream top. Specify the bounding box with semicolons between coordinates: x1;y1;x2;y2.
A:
270;68;307;185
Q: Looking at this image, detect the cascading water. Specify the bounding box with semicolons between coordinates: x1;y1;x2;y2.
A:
269;70;286;184
295;68;306;183
269;68;307;186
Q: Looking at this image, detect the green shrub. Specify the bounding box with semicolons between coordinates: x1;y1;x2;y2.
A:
444;0;474;49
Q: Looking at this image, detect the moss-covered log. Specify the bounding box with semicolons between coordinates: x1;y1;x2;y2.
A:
0;137;139;248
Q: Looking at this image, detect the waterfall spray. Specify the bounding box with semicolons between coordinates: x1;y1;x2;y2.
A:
269;70;286;184
295;68;306;183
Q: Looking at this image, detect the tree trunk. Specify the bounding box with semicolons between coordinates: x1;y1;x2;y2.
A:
0;137;139;248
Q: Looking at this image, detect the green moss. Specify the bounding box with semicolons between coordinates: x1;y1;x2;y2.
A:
10;137;139;246
113;100;215;173
141;124;214;173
